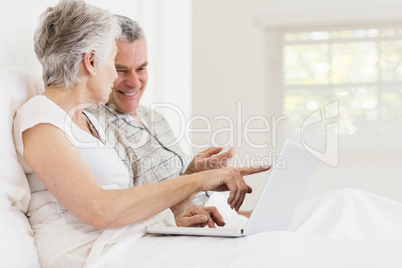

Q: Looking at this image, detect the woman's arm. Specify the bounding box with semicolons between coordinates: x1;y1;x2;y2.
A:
22;123;269;229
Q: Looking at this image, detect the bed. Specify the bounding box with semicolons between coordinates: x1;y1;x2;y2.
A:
1;65;402;268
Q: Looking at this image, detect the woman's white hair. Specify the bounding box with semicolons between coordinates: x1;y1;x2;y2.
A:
34;0;120;88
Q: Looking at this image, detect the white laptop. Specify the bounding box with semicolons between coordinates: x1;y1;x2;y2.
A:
146;139;317;237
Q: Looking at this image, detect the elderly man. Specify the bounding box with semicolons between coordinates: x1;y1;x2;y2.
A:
87;15;235;218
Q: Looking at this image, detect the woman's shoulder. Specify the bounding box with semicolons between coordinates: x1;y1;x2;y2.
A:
19;95;45;108
13;95;72;160
18;95;60;115
14;95;68;132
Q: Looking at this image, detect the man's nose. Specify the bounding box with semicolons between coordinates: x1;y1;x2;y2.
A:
126;71;141;89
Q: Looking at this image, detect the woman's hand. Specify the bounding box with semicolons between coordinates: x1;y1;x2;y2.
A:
199;166;271;211
175;205;225;228
183;147;235;175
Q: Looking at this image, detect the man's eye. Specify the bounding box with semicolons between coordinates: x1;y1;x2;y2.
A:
116;69;126;72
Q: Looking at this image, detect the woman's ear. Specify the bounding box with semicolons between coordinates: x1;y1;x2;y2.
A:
83;51;97;76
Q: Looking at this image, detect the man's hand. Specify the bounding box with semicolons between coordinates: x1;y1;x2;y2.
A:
183;147;235;175
175;204;225;228
170;193;197;218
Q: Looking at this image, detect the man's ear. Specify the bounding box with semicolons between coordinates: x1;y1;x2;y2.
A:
83;51;96;76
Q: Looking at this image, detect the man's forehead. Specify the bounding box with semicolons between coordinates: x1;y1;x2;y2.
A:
115;40;147;67
116;38;146;49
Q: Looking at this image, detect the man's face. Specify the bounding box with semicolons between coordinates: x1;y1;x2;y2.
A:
107;38;148;115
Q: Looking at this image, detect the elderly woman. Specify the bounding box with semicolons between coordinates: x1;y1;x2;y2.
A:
12;0;268;266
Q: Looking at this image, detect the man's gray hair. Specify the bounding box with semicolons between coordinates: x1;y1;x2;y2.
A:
34;0;120;88
115;15;145;43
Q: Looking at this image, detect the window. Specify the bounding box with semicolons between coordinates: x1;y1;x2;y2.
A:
281;26;402;150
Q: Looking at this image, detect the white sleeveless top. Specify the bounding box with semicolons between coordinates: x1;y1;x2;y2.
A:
13;96;155;266
14;95;130;190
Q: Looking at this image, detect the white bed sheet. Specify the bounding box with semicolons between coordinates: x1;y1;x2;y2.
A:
109;232;402;268
86;189;402;268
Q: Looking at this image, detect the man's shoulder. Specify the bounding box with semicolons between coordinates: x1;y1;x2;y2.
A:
87;105;127;117
86;104;129;128
86;104;107;115
138;105;167;121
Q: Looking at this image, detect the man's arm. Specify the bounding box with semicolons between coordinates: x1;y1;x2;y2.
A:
183;147;235;175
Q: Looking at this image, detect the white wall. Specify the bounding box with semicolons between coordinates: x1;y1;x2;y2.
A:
192;0;402;210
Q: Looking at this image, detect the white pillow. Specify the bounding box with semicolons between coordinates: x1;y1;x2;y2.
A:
0;208;40;267
0;65;43;267
0;65;43;212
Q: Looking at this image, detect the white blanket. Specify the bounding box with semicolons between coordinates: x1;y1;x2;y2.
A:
110;232;402;268
86;189;402;267
0;207;39;268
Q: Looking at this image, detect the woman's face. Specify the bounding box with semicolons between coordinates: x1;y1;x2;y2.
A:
87;40;118;105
